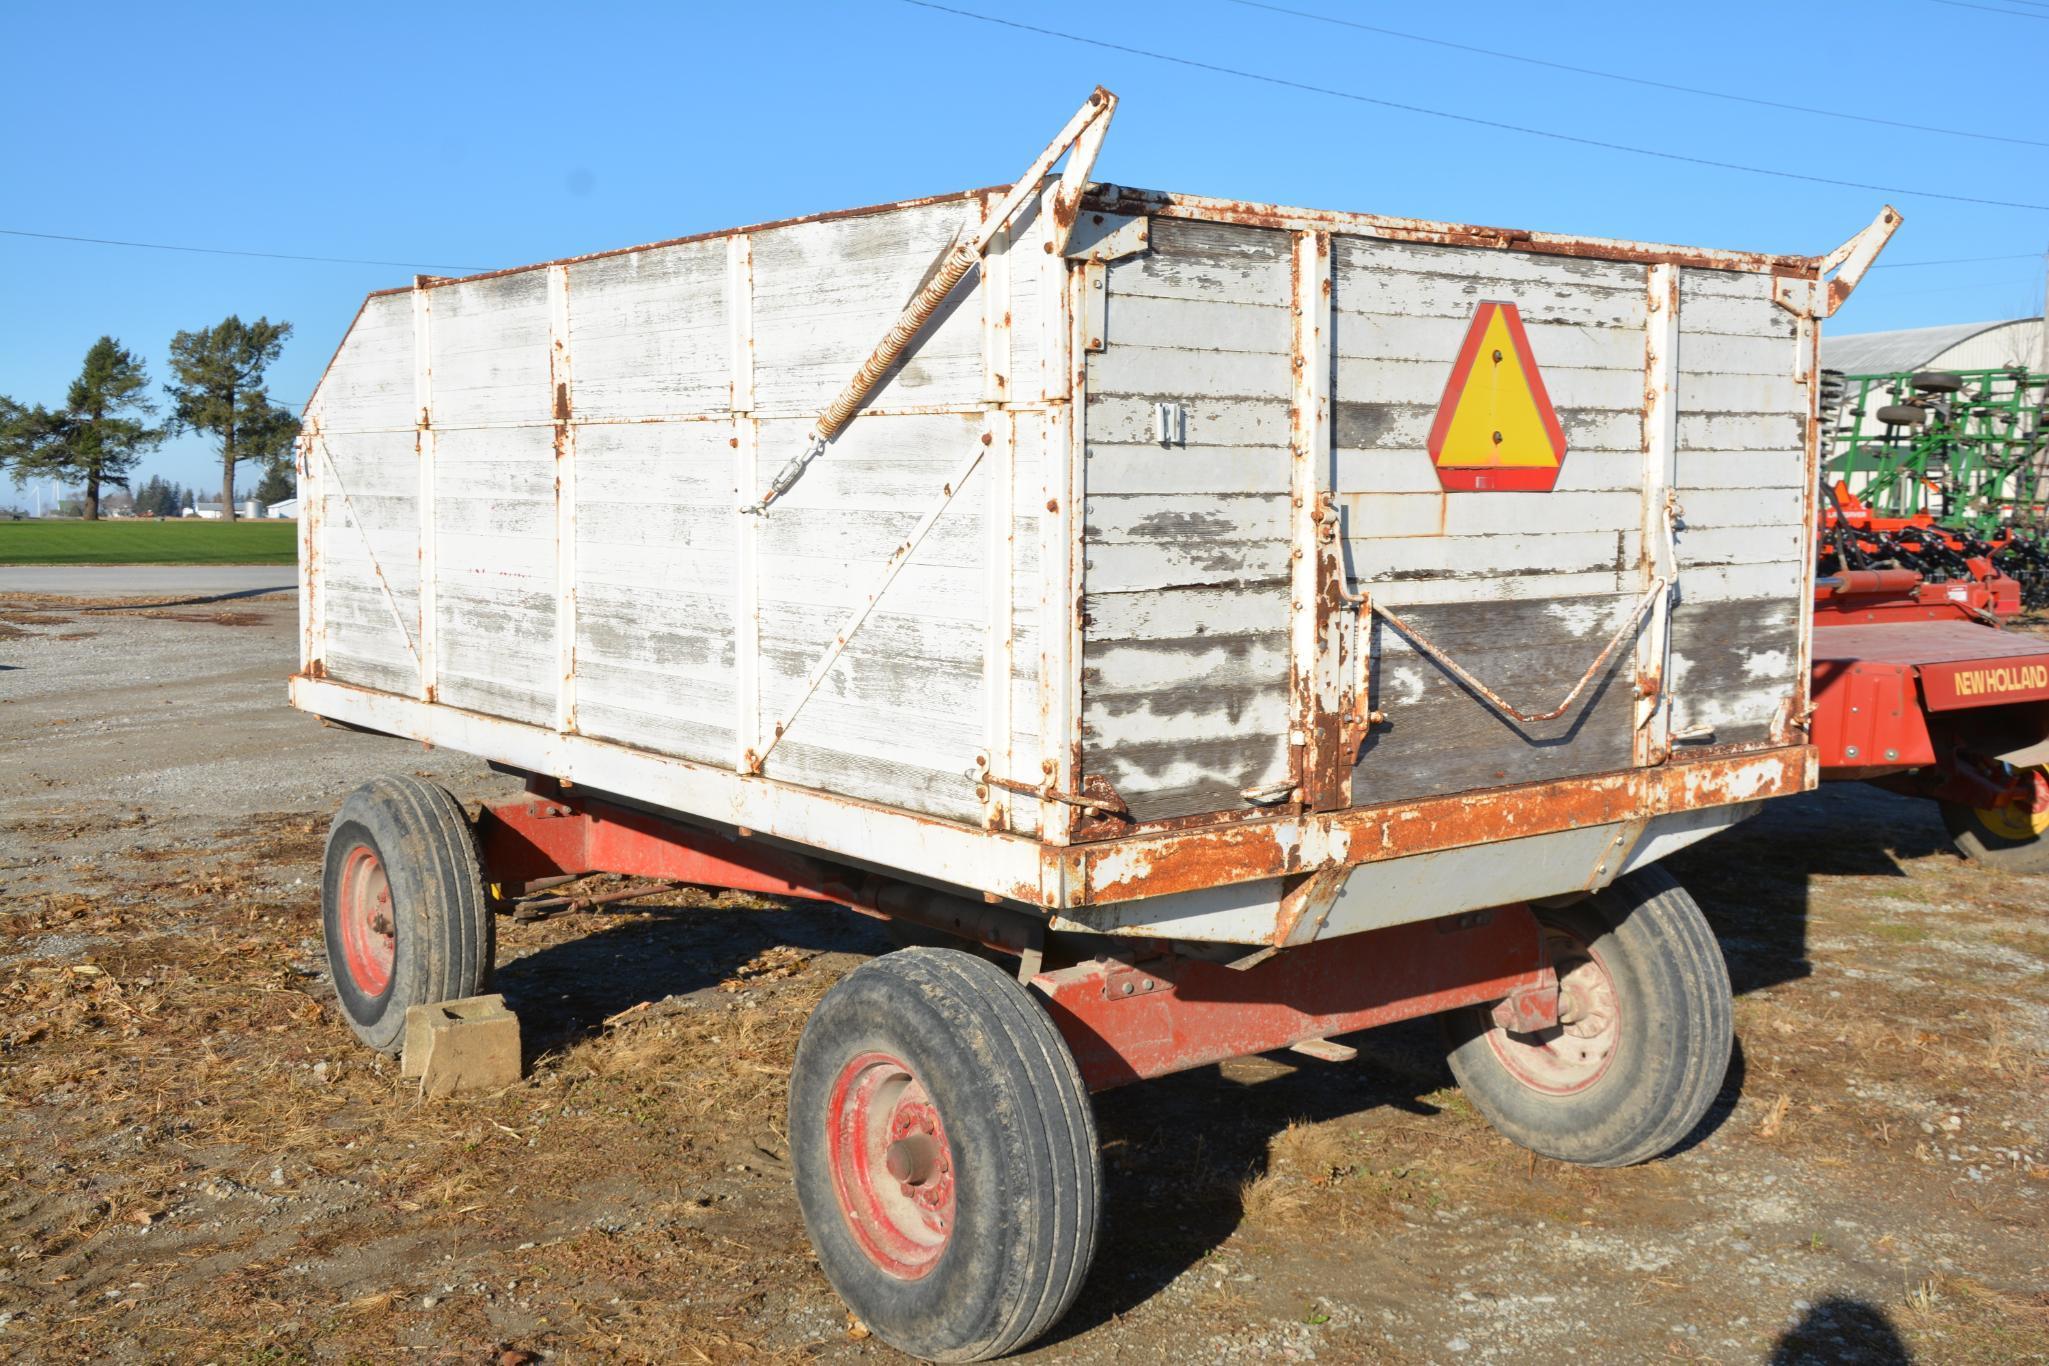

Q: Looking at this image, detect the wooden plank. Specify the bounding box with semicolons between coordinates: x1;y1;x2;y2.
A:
1668;596;1801;746
1339;490;1640;539
565;238;730;420
1336;401;1643;455
1334;234;1648;292
1334;355;1643;411
427;273;551;428
1084;492;1291;544
1085;394;1288;447
1351;594;1637;807
1331;313;1648;372
1084;582;1288;641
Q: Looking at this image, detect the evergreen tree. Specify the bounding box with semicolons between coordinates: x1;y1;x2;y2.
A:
0;337;165;519
253;462;295;509
165;316;297;523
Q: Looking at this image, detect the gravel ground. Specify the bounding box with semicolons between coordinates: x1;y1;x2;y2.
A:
1;589;2044;1364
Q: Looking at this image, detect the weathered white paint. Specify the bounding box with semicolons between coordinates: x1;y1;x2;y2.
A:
298;171;1840;939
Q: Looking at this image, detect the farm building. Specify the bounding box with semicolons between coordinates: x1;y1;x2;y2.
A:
1822;316;2043;375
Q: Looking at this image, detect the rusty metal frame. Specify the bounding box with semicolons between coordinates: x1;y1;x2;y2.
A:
1774;206;1901;319
1635;263;1682;762
290;673;1810;914
1288;230;1352;811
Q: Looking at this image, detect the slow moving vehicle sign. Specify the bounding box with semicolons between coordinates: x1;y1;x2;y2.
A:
1426;300;1568;492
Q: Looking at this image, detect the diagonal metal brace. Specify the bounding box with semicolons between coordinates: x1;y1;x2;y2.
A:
744;86;1118;515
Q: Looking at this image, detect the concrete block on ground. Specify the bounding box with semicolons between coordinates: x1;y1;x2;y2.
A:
402;994;523;1097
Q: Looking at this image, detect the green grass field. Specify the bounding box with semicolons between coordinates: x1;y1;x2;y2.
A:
0;519;298;566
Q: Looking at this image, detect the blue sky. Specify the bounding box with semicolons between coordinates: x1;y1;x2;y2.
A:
3;0;2043;496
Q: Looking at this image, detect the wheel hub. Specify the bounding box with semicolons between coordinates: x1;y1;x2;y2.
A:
826;1052;956;1279
336;843;396;998
1485;925;1620;1095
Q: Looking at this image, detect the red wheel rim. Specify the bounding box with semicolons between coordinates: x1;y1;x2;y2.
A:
825;1051;956;1279
1484;922;1620;1096
336;843;396;998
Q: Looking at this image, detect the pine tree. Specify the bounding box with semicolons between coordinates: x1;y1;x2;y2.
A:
165;316;298;523
0;337;165;519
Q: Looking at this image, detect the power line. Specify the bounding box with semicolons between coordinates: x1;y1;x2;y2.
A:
1229;0;2048;150
896;1;2049;213
1923;0;2049;17
0;227;487;272
1872;252;2045;268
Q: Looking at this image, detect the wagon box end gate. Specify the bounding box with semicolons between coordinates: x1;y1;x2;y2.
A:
293;89;1890;1361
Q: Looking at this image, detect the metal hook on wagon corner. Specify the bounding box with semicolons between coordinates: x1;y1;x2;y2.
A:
741;85;1119;516
1361;577;1670;728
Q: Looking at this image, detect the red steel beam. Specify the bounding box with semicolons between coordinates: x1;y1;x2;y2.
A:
1030;905;1552;1092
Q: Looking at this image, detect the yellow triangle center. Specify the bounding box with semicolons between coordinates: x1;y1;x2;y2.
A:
1438;310;1559;469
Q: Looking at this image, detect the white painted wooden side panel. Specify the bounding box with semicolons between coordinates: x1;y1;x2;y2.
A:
431;425;557;725
1082;217;1296;820
428;275;551;428
565;239;730;420
1665;267;1809;743
752;200;988;417
318;295;414;433
301;187;1067;838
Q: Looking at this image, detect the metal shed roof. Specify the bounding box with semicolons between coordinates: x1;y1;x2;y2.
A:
1822;318;2038;374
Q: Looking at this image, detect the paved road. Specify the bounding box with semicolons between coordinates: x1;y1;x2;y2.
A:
0;564;295;597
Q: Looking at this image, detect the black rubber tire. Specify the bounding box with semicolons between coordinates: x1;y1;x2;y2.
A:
321;775;494;1053
1911;371;1965;394
789;948;1100;1362
1443;867;1733;1168
1940;795;2049;874
1876;404;1927;426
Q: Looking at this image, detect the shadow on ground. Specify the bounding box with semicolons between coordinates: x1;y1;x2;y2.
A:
484;781;1962;1348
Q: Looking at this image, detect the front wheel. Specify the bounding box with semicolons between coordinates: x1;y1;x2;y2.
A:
1941;778;2049;874
321;775;494;1053
789;948;1100;1362
1444;867;1733;1168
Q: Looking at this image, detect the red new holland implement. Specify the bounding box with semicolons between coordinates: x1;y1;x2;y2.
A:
294;91;1898;1359
1811;563;2049;871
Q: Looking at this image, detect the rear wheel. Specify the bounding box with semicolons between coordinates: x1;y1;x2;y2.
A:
790;948;1100;1362
1444;867;1733;1167
321;775;493;1053
1941;779;2049;873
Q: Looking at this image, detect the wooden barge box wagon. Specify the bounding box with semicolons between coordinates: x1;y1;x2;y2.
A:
293;91;1898;1359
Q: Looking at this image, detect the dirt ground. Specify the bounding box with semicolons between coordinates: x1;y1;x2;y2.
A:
2;589;2045;1365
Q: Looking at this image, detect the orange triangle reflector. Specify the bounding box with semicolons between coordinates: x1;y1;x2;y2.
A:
1426;301;1568;492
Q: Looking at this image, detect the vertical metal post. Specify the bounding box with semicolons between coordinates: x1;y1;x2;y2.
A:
981;200;1016;832
411;280;438;703
1041;227;1087;843
1635;263;1681;764
1289;231;1348;810
548;265;579;736
729;233;761;772
1789;290;1823;744
296;423;319;676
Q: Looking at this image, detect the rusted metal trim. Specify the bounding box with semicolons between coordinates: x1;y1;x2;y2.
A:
980;195;1015;833
1774;205;1901;318
1070;748;1815;906
1289;231;1351;811
1635;264;1682;764
295;425;319;677
1083;185;1826;277
1366;579;1665;726
546;264;578;735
